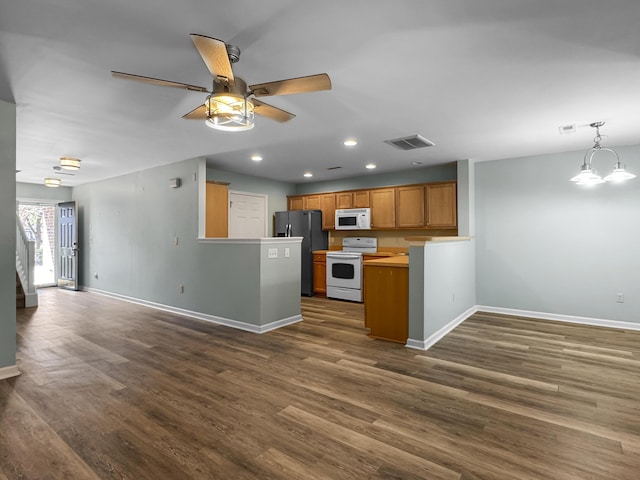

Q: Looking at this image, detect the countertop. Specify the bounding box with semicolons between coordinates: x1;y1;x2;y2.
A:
363;256;409;268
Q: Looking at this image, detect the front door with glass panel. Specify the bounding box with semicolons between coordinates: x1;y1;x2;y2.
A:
57;201;79;290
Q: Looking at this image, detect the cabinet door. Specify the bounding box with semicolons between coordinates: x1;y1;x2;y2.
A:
205;182;229;238
288;196;304;211
353;190;370;208
396;185;425;228
320;193;336;230
304;195;321;210
425;182;457;228
370;188;396;229
313;254;326;295
335;192;353;209
364;265;408;343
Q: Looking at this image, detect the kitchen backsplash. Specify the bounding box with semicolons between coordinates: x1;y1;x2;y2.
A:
329;229;458;252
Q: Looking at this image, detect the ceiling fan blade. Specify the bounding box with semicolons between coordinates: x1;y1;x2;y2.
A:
182;104;208;120
190;34;235;84
249;73;331;97
252;99;296;123
111;71;208;92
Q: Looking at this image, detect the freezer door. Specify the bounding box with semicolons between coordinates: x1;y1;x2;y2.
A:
274;211;290;237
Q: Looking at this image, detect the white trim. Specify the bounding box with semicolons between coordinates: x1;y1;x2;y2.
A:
406;306;478;351
197;237;302;245
25;292;38;308
0;364;21;380
83;287;302;334
476;305;640;331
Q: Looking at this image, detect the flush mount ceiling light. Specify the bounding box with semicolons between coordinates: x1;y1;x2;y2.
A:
344;139;358;147
365;163;376;170
59;156;81;170
571;122;636;186
44;178;62;187
303;172;313;178
251;154;263;161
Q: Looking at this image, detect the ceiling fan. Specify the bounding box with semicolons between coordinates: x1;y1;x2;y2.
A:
111;33;332;131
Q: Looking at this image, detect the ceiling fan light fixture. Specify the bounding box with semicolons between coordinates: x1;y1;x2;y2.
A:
44;178;62;187
205;94;254;131
60;156;81;170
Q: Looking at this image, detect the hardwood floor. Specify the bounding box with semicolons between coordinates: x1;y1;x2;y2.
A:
3;288;640;479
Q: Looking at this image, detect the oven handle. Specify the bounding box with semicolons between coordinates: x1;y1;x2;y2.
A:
327;254;361;260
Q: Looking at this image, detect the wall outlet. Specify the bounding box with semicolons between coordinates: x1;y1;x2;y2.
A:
616;292;624;303
285;247;290;258
268;248;278;259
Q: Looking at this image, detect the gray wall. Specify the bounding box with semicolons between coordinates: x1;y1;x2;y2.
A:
294;163;457;195
475;145;640;324
206;167;295;236
17;182;73;203
73;159;300;327
0;100;16;369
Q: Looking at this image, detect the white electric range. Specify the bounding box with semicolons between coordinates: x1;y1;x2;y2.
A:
326;237;377;302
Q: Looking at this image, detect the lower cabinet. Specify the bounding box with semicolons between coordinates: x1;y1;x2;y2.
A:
363;261;408;343
313;253;326;295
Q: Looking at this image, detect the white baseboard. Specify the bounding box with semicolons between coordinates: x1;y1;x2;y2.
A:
406;306;479;351
476;305;640;331
405;304;640;351
83;287;302;334
0;364;21;380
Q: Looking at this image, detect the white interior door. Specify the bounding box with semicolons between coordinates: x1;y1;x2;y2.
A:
228;191;267;238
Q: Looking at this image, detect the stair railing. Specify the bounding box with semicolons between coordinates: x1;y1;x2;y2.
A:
16;214;38;307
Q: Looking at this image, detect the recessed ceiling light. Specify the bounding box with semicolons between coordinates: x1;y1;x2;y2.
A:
343;139;358;147
365;163;376;170
251;154;263;161
411;161;423;166
303;172;313;178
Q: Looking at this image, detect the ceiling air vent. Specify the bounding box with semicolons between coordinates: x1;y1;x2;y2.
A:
326;166;342;171
384;134;435;151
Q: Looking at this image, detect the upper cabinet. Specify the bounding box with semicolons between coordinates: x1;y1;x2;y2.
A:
336;190;370;209
395;185;425;228
370;188;396;229
288;196;304;211
287;180;457;231
425;182;457;229
205;182;229;238
320;193;336;230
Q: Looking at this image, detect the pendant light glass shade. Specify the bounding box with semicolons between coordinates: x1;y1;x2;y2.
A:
60;156;81;170
44;178;62;187
603;162;636;182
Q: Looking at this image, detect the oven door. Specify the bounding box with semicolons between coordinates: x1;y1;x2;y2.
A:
326;254;362;289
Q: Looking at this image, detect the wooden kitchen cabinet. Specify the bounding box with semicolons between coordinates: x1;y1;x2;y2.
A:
313;253;326;296
336;190;370;209
288;196;304;210
425;181;457;228
363;260;408;342
205;181;229;238
395;185;425;228
304;195;321;210
370;188;396;228
320;193;336;230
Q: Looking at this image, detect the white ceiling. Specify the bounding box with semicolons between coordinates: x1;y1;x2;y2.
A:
3;0;640;187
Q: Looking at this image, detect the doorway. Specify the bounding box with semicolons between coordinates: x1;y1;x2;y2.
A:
17;202;57;286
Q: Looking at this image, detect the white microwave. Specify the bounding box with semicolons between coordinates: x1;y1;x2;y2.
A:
335;208;371;230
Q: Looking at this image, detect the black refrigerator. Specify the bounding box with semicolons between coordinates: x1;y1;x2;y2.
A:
274;210;328;296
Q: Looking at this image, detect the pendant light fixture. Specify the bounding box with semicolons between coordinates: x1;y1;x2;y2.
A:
570;122;635;186
60;156;81;170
